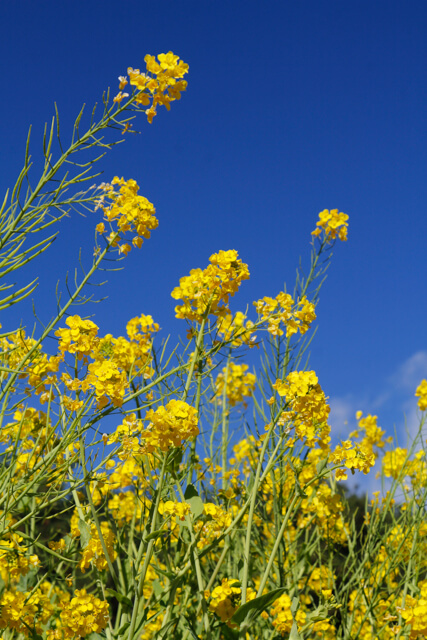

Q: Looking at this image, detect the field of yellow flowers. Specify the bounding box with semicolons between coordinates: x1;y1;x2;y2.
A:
0;52;426;640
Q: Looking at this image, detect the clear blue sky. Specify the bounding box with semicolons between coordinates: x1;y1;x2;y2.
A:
1;0;426;472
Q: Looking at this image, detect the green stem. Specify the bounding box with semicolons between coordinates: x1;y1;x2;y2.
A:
221;353;231;489
126;453;169;640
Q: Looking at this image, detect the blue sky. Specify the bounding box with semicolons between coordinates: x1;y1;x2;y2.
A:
1;0;426;473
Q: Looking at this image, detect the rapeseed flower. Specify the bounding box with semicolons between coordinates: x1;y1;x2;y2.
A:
171;250;250;322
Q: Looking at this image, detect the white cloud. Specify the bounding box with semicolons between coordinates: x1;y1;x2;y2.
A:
327;351;427;495
389;350;427;392
398;397;425;442
329;351;427;437
328;396;358;439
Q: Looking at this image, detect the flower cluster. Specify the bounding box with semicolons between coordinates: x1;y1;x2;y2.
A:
254;292;316;337
415;379;427;411
79;522;117;573
216;309;256;347
0;408;66;481
382;447;409;480
229;435;265;475
0;407;47;446
273;371;330;447
331;439;376;480
344;411;388;475
141;400;199;453
270;592;306;636
195;503;233;549
397;581;427;638
126;314;160;342
208;578;255;624
1;329;60;401
140;611;164;639
306;565;336;593
311;208;349;242
95;177;158;256
159;500;191;521
56;316;99;358
299;483;348;544
352;411;387;450
381;447;427;489
171;250;250;323
108;491;144;528
55;313;158;409
214;362;256;407
115;52;189;123
57;589;110;638
0;588;53;636
86;358;128;409
0;534;39;583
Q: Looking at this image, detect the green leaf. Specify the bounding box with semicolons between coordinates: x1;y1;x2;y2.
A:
116;621;130;637
316;457;329;475
78;519;91;549
183;616;200;639
105;588;132;609
231;587;287;625
291;596;299;615
151;566;177;580
289;597;302;639
166;448;183;472
289;620;302;640
184;483;199;499
187;496;204;519
219;624;239;640
152;579;163;598
145;528;164;541
155;617;178;638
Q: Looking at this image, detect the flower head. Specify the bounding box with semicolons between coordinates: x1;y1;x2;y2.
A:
312;209;349;242
171;250;250;322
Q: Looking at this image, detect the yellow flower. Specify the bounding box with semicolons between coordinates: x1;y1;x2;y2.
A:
216;310;256;347
123;52;188;122
254;292;316;338
118;75;128;89
195;503;233;548
0;588;53;636
141;400;199;453
415;379;427;411
55;315;99;358
95;177;158;253
59;589;109;638
113;91;129;104
171;250;250;323
270;592;306;635
331;439;376;476
209;578;255;625
273;370;330;447
214;362;256;407
382;447;408;479
159;500;191;521
312;208;349;242
79;523;117;573
86;358;128;408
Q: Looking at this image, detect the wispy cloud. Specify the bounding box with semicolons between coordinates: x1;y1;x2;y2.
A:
328;396;358;439
388;350;427;393
328;351;427;495
329;350;427;439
